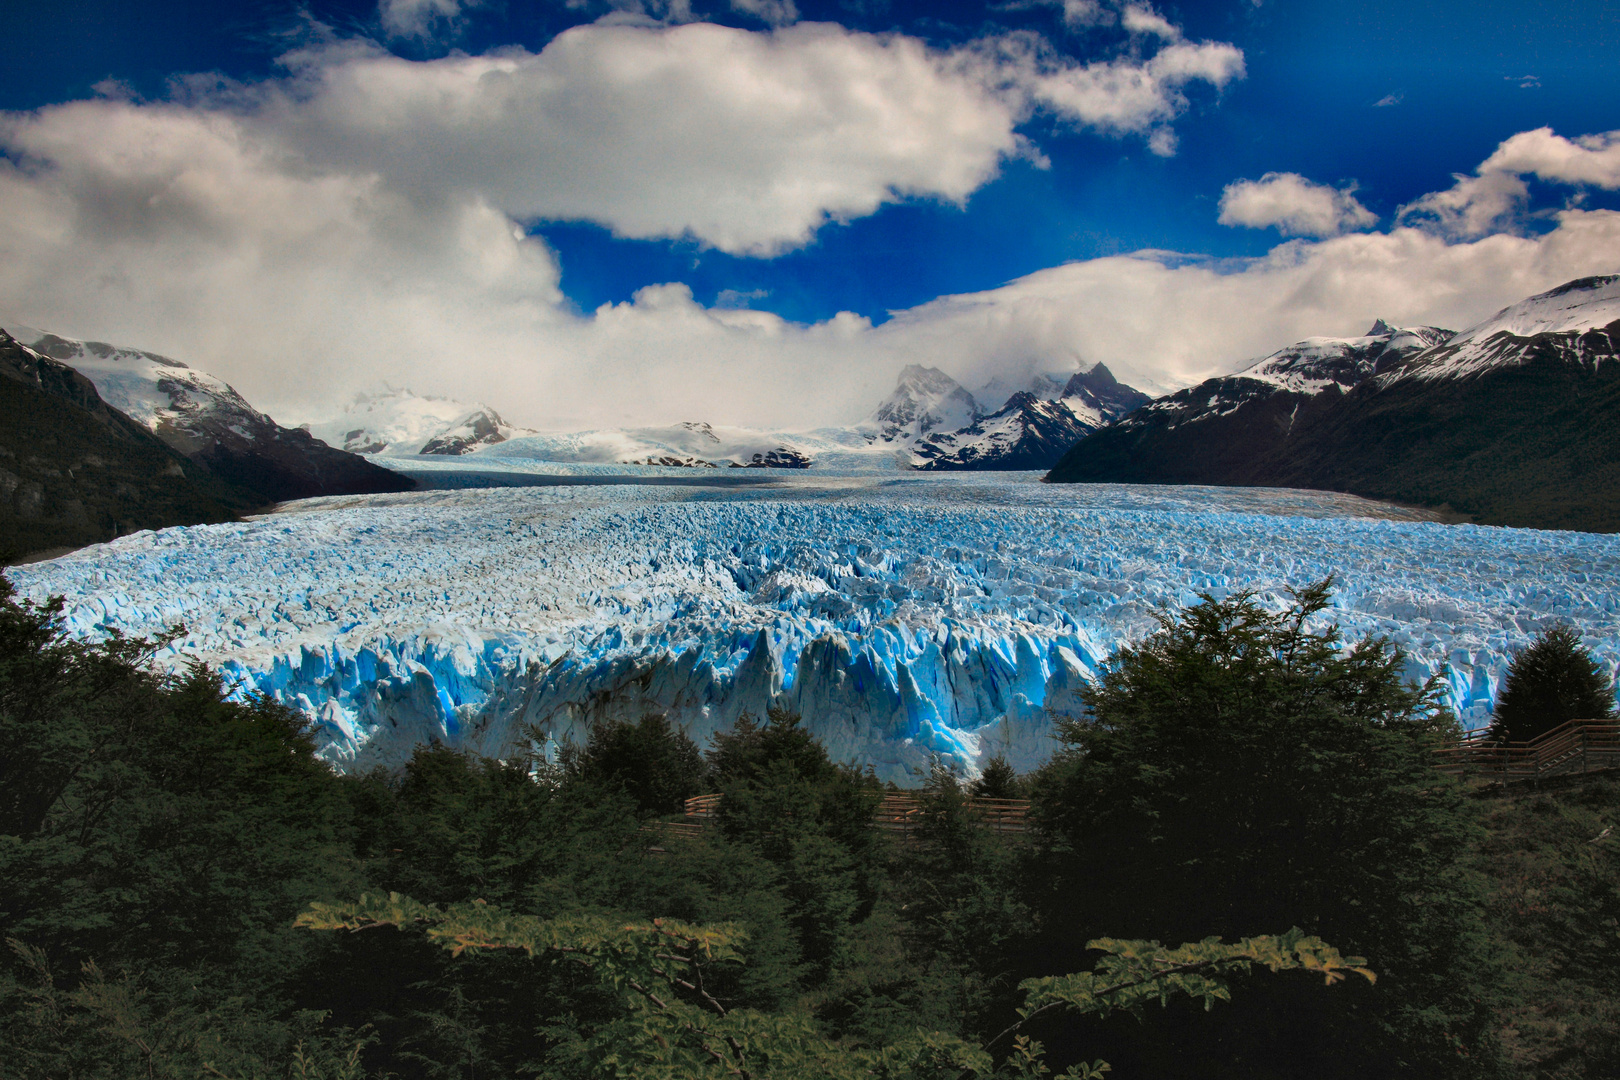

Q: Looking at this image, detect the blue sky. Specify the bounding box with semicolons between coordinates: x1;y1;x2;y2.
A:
1;0;1617;425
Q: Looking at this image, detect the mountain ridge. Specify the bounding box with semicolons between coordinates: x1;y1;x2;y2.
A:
1047;275;1620;532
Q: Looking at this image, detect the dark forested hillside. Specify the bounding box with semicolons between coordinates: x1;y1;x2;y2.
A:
0;329;414;560
1261;347;1620;531
1048;279;1620;532
0;333;243;558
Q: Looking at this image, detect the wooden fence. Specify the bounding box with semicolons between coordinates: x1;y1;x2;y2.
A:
1433;718;1620;783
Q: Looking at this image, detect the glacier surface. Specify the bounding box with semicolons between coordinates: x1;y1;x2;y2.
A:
11;473;1618;784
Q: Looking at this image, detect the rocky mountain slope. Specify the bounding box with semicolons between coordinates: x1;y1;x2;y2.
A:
914;392;1100;470
1048;275;1620;532
863;364;982;442
8;327;413;504
0;330;242;559
865;362;1150;470
1044;321;1449;487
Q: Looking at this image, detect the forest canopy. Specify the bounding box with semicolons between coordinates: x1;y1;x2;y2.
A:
2;575;1615;1079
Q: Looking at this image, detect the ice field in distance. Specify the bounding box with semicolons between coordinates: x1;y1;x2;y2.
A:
12;472;1619;784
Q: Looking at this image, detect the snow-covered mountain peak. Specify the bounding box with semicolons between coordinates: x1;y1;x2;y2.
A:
1054;362;1153;427
1238;322;1451;394
2;325;412;503
911;392;1099;471
864;364;980;442
419;406;532;456
1450;274;1620;347
1388;275;1620;383
6;327;268;442
973;366;1082;411
306;388;530;456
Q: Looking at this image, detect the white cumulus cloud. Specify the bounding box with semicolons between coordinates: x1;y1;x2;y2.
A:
1119;4;1179;40
268;23;1030;257
1399;127;1620;239
6;30;1612;434
1480;127;1620;188
969;30;1243;154
1218;172;1378;237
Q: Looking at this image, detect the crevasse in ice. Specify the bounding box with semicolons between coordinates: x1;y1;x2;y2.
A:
12;473;1618;784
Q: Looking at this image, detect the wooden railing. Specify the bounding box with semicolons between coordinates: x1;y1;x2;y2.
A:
643;792;1031;845
1433;718;1620;782
644;721;1620;847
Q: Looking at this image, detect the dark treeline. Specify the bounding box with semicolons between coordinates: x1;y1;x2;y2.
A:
2;574;1616;1079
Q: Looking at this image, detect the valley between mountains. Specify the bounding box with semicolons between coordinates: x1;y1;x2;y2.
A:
3;274;1618;779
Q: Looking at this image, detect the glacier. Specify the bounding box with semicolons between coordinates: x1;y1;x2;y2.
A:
10;472;1619;784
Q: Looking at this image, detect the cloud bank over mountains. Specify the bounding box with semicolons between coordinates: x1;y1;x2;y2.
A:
0;6;1617;429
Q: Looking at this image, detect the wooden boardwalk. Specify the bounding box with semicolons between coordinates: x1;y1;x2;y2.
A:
643;791;1032;844
645;720;1620;847
1434;718;1620;783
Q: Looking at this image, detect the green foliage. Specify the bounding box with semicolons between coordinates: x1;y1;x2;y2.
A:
9;569;1596;1079
0;577;352;988
1488;625;1616;744
559;713;709;816
1012;929;1373;1027
707;710;884;982
969;755;1026;800
851;761;1033;1041
298;892;1369;1080
1473;777;1620;1079
1030;578;1498;1079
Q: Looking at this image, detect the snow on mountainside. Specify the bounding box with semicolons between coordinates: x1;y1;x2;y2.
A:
306;389;533;456
913;392;1097;471
975;361;1150;427
1052;363;1153;427
4;326;411;503
863;365;980;442
859;362;1150;470
1387;275;1620;383
1049;275;1620;532
1102;320;1452;437
6;327;267;446
490;422;817;469
1240;323;1453;393
0;329;245;555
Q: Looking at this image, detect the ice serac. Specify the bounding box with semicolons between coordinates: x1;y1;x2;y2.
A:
15;478;1617;785
8;328;412;503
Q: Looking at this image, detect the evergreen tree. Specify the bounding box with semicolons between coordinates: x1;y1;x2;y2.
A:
1028;579;1500;1080
561;713;708;815
970;754;1025;799
1488;624;1615;743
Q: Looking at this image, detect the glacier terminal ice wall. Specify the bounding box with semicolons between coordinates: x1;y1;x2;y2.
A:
12;474;1618;784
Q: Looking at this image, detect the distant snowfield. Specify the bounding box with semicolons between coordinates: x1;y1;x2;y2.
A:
12;472;1619;783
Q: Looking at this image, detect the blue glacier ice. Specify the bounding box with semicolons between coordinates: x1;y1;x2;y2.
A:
11;472;1618;784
